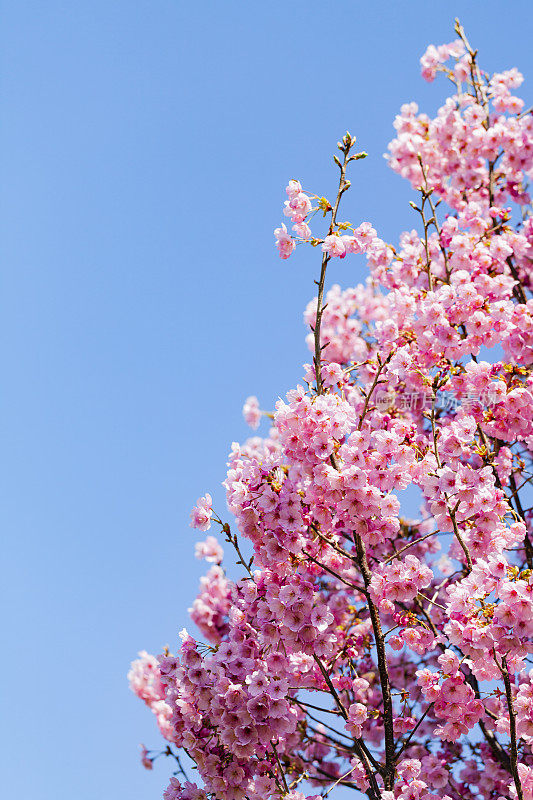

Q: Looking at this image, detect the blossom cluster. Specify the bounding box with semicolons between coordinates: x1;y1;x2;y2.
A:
131;25;533;800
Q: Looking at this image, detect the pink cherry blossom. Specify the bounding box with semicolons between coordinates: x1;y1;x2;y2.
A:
242;395;261;429
195;535;223;564
322;234;346;258
189;493;212;531
274;223;296;259
131;25;533;800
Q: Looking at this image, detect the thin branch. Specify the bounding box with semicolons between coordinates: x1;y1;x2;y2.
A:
499;655;524;800
271;740;289;794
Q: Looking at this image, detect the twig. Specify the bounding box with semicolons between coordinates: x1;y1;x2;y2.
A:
499;655;524;800
271;740;289;794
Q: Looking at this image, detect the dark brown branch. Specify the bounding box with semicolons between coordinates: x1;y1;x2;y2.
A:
352;533;396;790
500;656;524;800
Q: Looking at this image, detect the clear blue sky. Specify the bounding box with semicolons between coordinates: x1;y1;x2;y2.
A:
1;2;532;798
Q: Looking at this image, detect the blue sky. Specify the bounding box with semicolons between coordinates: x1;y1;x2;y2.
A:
2;2;532;798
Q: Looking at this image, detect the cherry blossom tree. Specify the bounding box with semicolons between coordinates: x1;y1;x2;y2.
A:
129;20;533;800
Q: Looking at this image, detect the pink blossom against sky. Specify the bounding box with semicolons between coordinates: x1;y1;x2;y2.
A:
2;1;532;799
